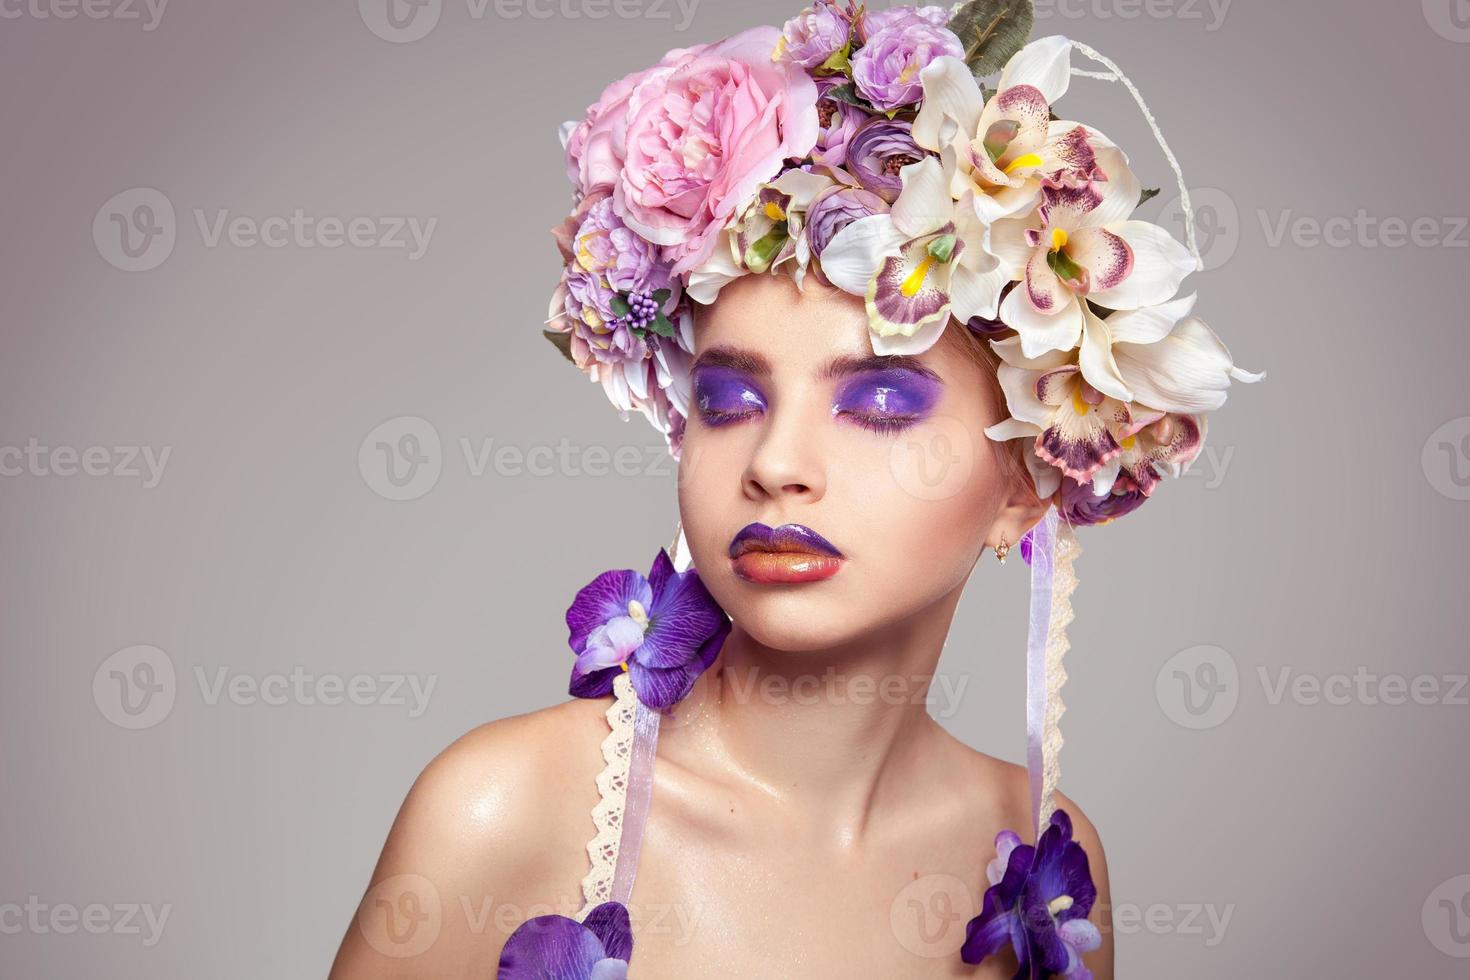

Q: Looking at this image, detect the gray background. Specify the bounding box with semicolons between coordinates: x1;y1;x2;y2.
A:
2;0;1468;976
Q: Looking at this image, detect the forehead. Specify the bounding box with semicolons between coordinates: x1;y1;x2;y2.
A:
694;274;874;364
693;273;975;382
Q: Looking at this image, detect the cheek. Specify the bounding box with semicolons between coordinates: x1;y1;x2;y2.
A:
676;429;745;561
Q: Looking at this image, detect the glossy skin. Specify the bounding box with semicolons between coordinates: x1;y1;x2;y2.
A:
329;274;1114;979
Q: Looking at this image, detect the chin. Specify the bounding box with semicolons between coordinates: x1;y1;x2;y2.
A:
701;571;886;654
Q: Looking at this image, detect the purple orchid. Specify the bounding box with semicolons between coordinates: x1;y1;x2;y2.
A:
962;810;1101;979
566;549;730;710
498;901;632;980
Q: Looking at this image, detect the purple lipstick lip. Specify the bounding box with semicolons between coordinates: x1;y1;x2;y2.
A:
728;523;845;559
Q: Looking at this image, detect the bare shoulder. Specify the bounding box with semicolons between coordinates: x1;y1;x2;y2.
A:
329;697;613;979
936;734;1114;979
935;731;1107;853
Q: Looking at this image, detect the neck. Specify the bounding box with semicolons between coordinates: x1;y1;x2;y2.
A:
675;580;969;845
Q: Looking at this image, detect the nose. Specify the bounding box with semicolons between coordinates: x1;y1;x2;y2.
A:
741;399;826;504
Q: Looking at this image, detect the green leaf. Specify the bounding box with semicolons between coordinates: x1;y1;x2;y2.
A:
609;295;631;317
542;329;576;364
817;41;851;75
651;288;672;306
822;82;877;113
646;312;676;338
1138;187;1161;207
948;0;1035;79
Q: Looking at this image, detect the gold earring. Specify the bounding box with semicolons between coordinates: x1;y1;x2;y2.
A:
995;535;1010;565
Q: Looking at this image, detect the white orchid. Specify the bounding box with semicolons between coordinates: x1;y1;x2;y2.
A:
912;37;1108;223
986;140;1198;360
686;169;837;304
819;151;1007;355
985;294;1261;496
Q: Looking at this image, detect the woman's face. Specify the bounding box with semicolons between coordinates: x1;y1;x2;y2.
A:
678;273;1036;652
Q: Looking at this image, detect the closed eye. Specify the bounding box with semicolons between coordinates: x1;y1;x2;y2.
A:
693;365;768;428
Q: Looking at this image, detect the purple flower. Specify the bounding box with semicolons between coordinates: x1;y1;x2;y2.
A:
806;184;888;258
1058;475;1148;527
850;19;964;110
858;4;953;39
777;0;853;69
962;810;1102;979
566;549;730;710
498;902;631;980
559;197;681;371
555;196;682;373
813;76;867;168
845;118;930;201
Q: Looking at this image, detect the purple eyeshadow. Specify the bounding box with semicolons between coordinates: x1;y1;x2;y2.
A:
693;365;767;426
832;368;941;429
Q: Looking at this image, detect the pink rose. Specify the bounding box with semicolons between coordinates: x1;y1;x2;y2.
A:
613;26;820;275
564;42;716;195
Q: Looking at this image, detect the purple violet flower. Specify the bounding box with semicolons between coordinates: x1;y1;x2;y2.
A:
962;810;1102;979
566;549;730;710
806;184;889;258
498;901;632;980
1058;476;1149;527
858;4;953;40
813;75;868;168
776;0;853;69
850;18;964;110
845;118;931;202
562;197;681;369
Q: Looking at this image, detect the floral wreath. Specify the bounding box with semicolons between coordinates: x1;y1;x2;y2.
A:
545;0;1261;528
521;2;1264;976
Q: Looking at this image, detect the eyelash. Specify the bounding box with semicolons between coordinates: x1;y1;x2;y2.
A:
699;407;762;427
835;410;923;435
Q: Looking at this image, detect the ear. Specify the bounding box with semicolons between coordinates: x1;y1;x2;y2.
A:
984;469;1050;554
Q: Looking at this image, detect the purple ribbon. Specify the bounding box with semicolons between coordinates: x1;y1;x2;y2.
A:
1024;506;1059;835
610;697;661;905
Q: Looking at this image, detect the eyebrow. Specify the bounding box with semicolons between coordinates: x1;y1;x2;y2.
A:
821;354;944;383
691;346;773;377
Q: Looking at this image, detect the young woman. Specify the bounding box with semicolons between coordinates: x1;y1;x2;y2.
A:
331;3;1256;976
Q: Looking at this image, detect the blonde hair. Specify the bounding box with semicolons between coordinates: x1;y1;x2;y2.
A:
940;320;1036;496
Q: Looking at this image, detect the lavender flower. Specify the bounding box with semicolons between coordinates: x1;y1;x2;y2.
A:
962;810;1102;978
561;197;680;369
806;184;889;257
1058;476;1149;527
498;902;631;980
776;0;853;69
845;118;930;201
850;18;964;110
566;549;730;710
858;4;952;39
813;75;867;168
